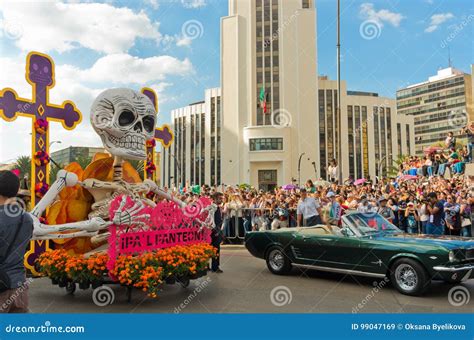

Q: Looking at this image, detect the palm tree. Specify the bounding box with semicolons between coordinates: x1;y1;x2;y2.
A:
14;155;31;178
127;159;144;180
49;162;64;183
387;154;408;178
74;154;93;170
14;155;32;190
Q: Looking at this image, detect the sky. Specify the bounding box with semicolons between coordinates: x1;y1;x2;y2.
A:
0;0;472;163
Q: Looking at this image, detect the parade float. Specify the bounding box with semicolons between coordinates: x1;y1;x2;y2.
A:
0;52;216;303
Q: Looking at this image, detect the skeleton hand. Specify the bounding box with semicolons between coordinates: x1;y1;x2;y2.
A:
112;196;150;226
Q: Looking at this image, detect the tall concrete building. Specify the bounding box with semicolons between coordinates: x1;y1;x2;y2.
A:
50;146;106;165
319;76;414;180
161;88;221;188
161;0;416;189
220;0;318;189
396;67;473;155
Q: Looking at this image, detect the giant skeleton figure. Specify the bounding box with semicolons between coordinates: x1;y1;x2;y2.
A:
31;88;215;243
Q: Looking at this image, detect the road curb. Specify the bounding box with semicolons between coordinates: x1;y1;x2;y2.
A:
221;244;245;249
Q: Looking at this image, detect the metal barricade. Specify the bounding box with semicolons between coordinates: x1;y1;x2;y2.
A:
222;207;298;244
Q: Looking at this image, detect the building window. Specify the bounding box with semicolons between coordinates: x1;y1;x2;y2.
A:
326;89;334;160
386;108;392;167
354;106;362;179
191;115;195;183
361;106;368;178
373;107;380;176
256;0;279;127
302;0;311;8
201;113;205;185
380;107;386;176
258;169;277;192
406;125;411;154
319;90;326;179
397;123;402;156
347;105;354;178
249;138;283;151
217;96;221;185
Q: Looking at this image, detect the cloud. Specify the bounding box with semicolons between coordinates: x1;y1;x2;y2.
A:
176;36;192;47
181;0;207;9
359;3;405;27
144;0;159;10
79;54;193;84
0;2;162;53
425;13;454;33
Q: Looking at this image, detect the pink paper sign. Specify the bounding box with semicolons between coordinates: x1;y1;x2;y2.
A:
119;227;211;254
107;195;214;275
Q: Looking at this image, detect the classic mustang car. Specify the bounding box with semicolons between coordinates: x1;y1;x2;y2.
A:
245;212;474;296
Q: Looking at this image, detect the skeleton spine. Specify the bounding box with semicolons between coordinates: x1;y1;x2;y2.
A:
113;156;123;182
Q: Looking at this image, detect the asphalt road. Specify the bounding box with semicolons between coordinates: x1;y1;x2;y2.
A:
28;246;473;313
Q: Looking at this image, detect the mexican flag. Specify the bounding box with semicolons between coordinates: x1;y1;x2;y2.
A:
259;86;267;113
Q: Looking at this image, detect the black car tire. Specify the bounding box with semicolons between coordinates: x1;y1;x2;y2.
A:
389;258;429;296
265;247;292;275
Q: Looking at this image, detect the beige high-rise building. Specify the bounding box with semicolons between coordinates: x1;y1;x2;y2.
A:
396;67;473;155
161;88;221;188
221;0;318;189
318;76;414;181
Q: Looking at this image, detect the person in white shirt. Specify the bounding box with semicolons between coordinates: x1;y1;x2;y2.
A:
297;189;322;226
417;196;430;234
357;195;377;214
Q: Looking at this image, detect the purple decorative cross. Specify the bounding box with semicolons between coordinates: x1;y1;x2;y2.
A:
0;51;82;275
141;87;174;181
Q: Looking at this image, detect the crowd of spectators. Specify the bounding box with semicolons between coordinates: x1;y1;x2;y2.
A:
168;174;473;241
399;124;473;177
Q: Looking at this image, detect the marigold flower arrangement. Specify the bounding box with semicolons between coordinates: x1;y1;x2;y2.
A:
36;243;216;298
110;252;163;298
36;249;70;282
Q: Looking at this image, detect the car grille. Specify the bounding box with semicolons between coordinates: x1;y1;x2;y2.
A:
466;249;474;260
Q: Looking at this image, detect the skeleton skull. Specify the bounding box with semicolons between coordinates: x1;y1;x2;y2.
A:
91;88;156;160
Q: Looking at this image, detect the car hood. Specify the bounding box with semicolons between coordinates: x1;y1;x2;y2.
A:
374;233;474;250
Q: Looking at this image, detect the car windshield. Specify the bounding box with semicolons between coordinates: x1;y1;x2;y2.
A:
344;213;401;236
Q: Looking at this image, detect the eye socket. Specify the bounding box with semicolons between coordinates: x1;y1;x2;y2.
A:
43;66;49;73
142;116;155;133
33;63;38;71
118;110;135;126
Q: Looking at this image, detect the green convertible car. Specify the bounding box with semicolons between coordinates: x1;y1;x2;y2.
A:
245;212;474;296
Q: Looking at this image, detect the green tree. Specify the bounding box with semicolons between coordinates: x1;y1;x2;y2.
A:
387;154;408;178
127;159;144;180
49;162;65;183
14;155;31;178
74;154;93;170
13;155;31;190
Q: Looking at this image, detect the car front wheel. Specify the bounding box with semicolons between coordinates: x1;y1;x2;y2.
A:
266;247;292;275
389;258;429;296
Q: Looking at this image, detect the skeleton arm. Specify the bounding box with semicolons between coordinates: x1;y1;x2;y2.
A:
143;179;186;208
32;193;150;240
79;178;124;191
31;170;79;217
31;215;111;240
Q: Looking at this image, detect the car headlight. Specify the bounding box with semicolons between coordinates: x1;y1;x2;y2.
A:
448;250;456;262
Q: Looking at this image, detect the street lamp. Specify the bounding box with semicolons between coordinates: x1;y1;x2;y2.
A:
311;161;317;179
48;141;62;168
298;152;306;187
336;0;343;184
170;154;182;187
377;154;392;180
